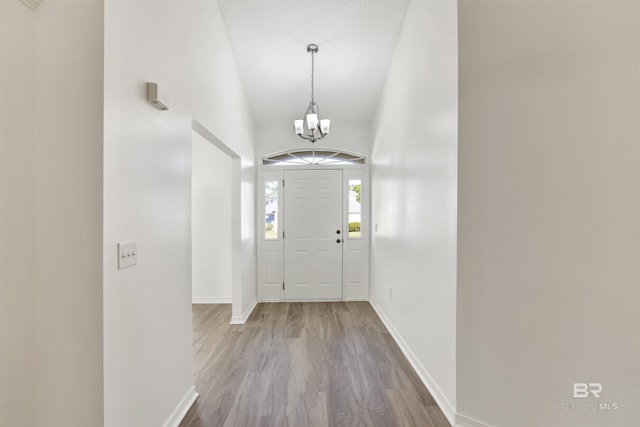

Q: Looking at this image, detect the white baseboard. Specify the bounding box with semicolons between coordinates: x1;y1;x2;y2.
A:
455;413;495;427
369;299;456;426
192;297;232;304
230;299;257;324
162;385;199;427
258;298;365;302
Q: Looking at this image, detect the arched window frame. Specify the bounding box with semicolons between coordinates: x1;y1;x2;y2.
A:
262;149;367;166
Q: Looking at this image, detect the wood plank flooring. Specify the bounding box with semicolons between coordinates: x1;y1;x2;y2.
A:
180;302;450;427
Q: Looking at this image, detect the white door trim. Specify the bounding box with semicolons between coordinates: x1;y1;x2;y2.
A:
257;162;369;302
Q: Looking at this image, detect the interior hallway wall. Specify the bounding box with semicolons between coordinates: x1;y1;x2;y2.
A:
0;1;35;425
1;1;104;425
33;0;105;425
103;1;256;425
369;0;458;422
192;131;232;303
457;1;640;426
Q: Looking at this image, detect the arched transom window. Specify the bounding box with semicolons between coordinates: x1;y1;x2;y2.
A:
262;149;366;166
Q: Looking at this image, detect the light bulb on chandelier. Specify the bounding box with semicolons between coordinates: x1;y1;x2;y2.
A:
293;44;330;143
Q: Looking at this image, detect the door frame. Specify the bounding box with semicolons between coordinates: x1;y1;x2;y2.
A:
257;161;370;302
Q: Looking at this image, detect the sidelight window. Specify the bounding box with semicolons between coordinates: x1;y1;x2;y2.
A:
265;180;279;239
348;179;362;239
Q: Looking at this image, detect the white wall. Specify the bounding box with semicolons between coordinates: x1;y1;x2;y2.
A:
104;1;256;425
256;123;371;159
192;131;232;303
369;0;458;423
32;0;105;425
1;1;104;425
0;1;35;425
457;1;640;426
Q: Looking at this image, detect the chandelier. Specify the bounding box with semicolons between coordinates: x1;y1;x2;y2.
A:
293;44;330;143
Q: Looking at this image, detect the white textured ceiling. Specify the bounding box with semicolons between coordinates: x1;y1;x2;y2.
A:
218;0;410;127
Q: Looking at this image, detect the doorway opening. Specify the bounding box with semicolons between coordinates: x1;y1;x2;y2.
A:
258;149;369;302
190;121;241;318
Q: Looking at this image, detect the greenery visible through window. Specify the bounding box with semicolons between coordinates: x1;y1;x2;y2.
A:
348;179;362;238
265;181;278;239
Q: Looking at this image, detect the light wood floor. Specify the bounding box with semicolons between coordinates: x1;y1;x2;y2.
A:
180;302;451;427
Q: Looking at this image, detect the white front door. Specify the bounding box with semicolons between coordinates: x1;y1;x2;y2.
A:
284;169;343;300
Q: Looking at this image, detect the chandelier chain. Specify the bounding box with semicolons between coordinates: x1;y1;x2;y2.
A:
311;50;315;103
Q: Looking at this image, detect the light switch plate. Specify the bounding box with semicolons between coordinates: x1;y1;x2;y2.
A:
118;241;137;269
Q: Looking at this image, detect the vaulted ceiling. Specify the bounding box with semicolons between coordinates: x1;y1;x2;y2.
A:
218;0;410;128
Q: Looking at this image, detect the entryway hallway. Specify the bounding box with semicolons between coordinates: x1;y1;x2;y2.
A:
181;303;450;427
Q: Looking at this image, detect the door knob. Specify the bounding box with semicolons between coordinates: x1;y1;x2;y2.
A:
336;239;341;243
336;229;341;234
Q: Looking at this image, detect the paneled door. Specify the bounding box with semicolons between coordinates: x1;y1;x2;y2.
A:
284;169;343;300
